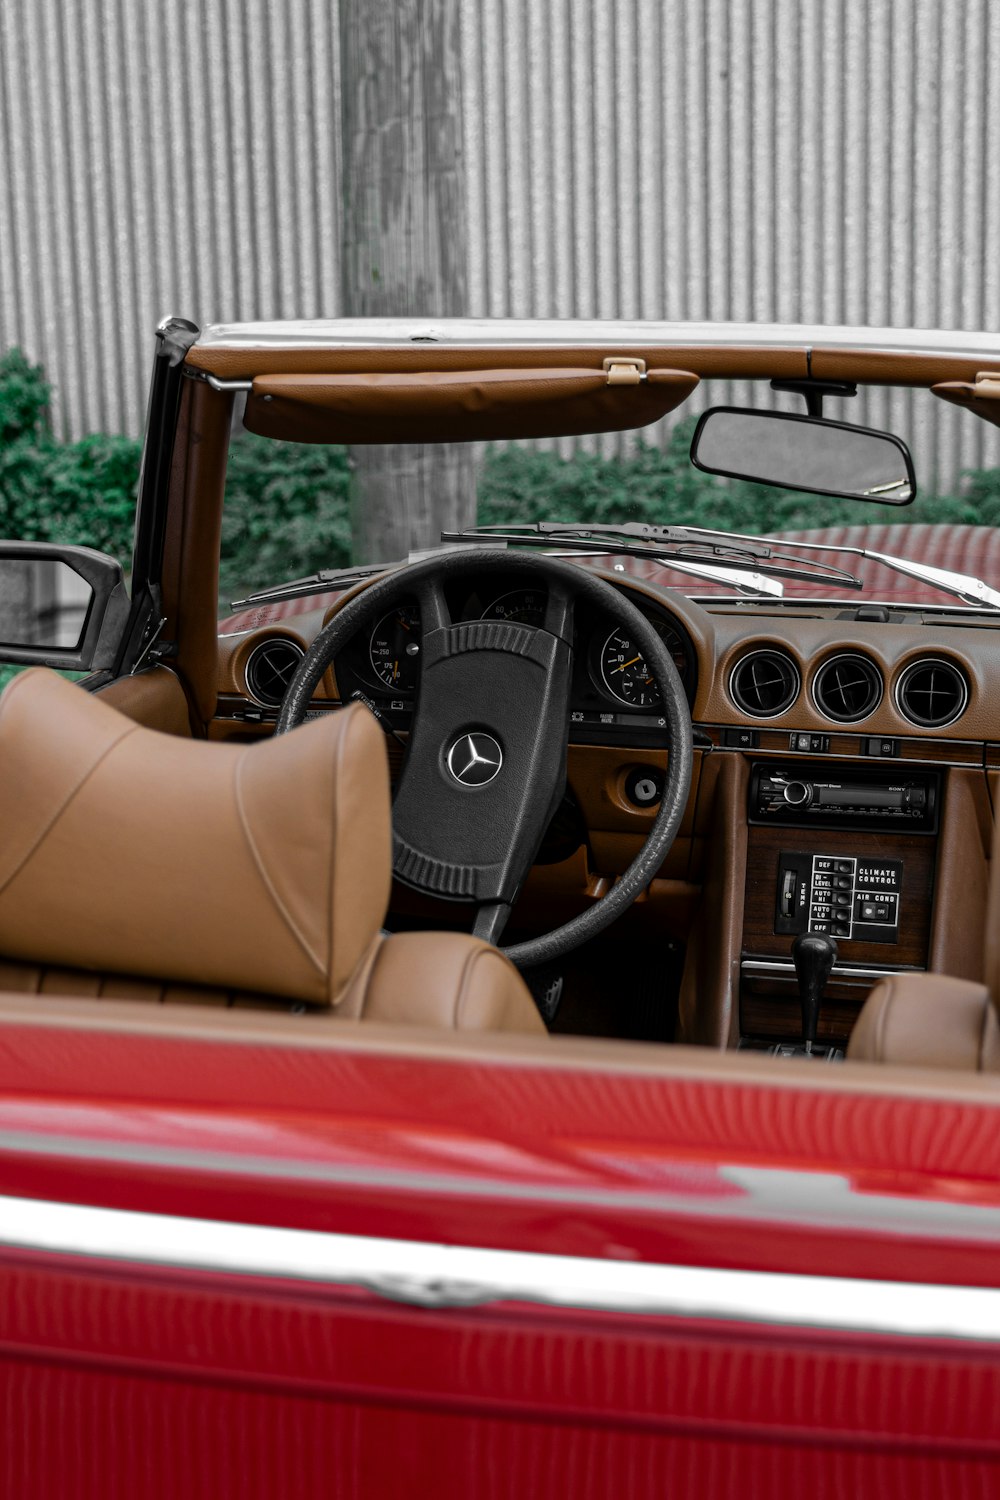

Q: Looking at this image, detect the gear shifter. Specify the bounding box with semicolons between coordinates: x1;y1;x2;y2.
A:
791;933;838;1054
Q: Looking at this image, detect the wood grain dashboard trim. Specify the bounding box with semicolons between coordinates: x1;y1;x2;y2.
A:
697;723;987;768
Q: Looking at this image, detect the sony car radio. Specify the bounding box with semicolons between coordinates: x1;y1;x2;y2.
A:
749;762;939;833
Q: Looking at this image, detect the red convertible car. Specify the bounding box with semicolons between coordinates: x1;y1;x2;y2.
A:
2;317;1000;1495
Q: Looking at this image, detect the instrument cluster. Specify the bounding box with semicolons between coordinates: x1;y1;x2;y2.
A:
342;576;697;721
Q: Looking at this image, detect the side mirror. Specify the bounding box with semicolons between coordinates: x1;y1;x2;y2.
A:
690;407;916;505
0;542;130;672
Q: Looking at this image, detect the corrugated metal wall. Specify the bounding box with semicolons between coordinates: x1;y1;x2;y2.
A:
1;0;998;489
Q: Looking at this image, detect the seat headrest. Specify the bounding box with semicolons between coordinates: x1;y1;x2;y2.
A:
0;670;391;1006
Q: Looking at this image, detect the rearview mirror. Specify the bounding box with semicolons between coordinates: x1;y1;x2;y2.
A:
0;543;130;672
690;407;916;505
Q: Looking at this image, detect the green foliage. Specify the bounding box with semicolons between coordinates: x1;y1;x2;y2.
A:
219;434;353;605
0;348;50;444
0;348;140;569
959;465;1000;527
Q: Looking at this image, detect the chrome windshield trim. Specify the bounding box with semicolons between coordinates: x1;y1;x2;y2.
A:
193;318;1000;361
2;1192;999;1340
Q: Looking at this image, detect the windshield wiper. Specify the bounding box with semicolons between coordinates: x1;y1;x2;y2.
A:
795;543;1000;609
230;519;999;617
446;522;1000;610
442;523;862;593
859;552;1000;608
673;526;1000;609
640;558;783;596
230;562;388;610
629;523;1000;607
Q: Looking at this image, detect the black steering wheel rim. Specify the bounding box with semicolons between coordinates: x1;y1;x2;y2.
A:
275;549;693;970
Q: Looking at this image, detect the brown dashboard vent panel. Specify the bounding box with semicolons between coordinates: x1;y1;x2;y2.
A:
243;367;699;444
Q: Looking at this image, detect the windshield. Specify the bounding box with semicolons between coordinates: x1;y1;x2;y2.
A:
220;381;1000;616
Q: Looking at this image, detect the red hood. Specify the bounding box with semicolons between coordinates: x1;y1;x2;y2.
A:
218;524;1000;630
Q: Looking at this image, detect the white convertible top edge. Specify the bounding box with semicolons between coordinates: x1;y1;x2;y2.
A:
191;316;1000;360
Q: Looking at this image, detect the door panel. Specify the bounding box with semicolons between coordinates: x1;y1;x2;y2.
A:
1;1013;999;1495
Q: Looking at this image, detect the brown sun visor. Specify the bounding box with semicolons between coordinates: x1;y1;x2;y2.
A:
932;372;1000;431
242;364;699;444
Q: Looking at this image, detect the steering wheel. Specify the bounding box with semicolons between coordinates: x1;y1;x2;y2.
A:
275;549;693;969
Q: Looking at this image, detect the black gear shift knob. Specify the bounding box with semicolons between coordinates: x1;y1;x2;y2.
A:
792;933;838;1054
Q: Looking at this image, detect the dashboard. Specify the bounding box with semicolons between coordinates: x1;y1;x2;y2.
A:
217;564;1000;758
329;572;699;745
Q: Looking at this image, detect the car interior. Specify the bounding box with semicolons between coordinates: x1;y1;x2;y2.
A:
3;320;1000;1085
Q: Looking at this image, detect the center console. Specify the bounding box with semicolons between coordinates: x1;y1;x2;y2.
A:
739;761;940;1049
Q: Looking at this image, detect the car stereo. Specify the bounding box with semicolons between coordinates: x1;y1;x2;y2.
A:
749;762;939;833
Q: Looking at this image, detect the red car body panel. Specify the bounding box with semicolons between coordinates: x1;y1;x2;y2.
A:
2;1016;1000;1495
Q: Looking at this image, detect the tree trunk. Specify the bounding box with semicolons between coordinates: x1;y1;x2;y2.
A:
340;0;476;563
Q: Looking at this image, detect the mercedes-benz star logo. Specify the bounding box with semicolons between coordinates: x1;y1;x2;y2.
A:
446;732;503;787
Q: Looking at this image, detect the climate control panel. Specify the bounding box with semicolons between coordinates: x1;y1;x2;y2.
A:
774;850;903;944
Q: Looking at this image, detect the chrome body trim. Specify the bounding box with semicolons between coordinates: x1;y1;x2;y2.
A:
1;1192;999;1341
193;319;1000;360
203;374;253;393
2;1135;1000;1244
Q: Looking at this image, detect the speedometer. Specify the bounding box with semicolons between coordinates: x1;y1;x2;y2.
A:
480;588;546;625
369;604;421;692
599;620;688;708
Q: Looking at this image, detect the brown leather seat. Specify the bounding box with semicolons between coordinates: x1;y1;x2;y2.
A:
849;861;1000;1070
0;670;544;1035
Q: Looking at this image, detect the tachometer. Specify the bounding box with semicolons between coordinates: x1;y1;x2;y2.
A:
480;588;546;625
599;619;688;708
369;604;421;692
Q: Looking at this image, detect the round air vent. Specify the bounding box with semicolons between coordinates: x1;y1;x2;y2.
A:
728;649;800;718
812;653;883;723
895;657;969;728
244;637;306;709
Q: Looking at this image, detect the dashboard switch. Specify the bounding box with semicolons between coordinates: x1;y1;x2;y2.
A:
789;732;830;753
722;728;759;749
865;737;899;757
